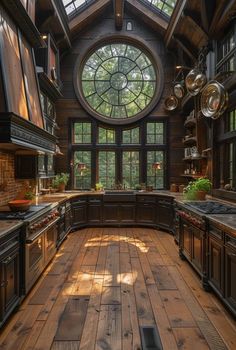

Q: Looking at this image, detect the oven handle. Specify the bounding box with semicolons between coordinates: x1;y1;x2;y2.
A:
26;217;60;244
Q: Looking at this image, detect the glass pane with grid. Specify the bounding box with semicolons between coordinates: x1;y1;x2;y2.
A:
74;122;91;143
146;122;164;144
74;151;91;189
98;151;116;189
62;0;94;16
122;151;140;189
98;127;115;144
139;0;177;18
122;127;140;144
146;150;164;189
81;43;157;119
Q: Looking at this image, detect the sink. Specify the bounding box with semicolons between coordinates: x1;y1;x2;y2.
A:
105;190;134;194
104;191;136;202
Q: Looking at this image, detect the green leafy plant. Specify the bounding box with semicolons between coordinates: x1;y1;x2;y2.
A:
95;183;103;191
52;173;70;188
183;178;212;200
24;191;35;200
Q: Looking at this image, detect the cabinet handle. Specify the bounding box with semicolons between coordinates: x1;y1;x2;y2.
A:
3;256;12;264
229;253;236;257
0;281;5;287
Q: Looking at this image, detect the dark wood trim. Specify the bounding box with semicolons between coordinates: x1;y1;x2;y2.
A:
209;0;233;37
174;34;198;61
1;0;45;48
114;0;124;30
69;0;110;35
164;0;188;46
200;0;216;33
0;113;56;153
38;72;62;101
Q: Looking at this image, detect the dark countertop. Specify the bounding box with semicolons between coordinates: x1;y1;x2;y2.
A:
206;214;236;235
0;220;24;239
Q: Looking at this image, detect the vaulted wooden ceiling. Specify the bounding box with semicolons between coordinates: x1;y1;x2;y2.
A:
37;0;236;63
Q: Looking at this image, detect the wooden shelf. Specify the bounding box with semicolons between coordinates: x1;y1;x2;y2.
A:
183;156;207;161
180;174;204;179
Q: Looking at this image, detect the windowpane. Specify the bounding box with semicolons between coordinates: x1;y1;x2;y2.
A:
74;122;91;143
139;0;177;18
74;151;91;189
146;122;164;144
98;127;115;144
122;127;140;144
98;151;116;188
122;151;140;188
147;151;164;189
81;43;157;120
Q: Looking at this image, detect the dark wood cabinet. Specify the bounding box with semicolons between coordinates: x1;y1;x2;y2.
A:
192;226;204;274
208;236;224;296
103;204;119;224
181;221;192;259
136;195;156;225
157;198;174;231
119;204;136;223
88;197;103;224
15;154;55;178
225;235;236;315
0;229;21;327
72;197;87;227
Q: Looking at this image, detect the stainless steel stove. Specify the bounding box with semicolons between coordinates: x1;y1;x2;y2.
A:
185;201;236;214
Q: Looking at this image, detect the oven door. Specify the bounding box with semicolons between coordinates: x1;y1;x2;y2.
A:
25;233;44;294
44;224;57;265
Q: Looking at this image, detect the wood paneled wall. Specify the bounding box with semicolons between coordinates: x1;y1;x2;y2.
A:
56;8;185;188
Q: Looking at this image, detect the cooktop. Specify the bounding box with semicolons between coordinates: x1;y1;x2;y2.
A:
0;204;51;220
185;201;236;214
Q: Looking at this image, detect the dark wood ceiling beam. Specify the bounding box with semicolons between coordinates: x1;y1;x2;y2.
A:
201;0;216;33
165;0;188;47
209;0;233;37
213;0;236;36
174;34;198;62
69;0;110;33
114;0;124;30
183;12;208;45
126;0;168;33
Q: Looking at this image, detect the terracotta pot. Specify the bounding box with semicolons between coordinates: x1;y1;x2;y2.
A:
196;190;207;200
58;183;66;192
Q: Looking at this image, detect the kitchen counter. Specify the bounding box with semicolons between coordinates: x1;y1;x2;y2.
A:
207;214;236;235
0;220;23;238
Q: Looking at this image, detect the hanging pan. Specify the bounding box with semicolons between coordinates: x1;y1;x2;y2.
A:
185;69;207;96
164;95;179;111
200;81;228;119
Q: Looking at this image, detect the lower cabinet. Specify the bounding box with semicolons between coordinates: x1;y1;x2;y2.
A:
119;204;136;223
103;203;136;224
72;197;87;227
0;229;21;327
88;197;103;224
136;196;156;224
157;198;174;231
225;234;236;314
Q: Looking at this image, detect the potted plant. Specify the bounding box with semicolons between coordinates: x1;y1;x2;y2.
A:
52;173;70;192
183;178;212;200
193;177;212;200
95;183;103;191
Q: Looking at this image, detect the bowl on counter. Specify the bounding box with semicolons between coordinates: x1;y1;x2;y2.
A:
8;200;31;212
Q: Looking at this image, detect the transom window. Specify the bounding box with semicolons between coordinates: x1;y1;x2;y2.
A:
139;0;177;18
80;43;157;121
71;120;167;189
62;0;95;16
98;127;115;144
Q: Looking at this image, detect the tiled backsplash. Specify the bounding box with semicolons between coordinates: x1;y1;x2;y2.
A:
0;151;35;206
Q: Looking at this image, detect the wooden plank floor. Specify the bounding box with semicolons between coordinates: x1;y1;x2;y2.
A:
0;227;236;350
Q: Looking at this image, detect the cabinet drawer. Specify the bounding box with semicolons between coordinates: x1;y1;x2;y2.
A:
225;234;236;250
209;224;223;241
72;197;87;205
137;195;156;203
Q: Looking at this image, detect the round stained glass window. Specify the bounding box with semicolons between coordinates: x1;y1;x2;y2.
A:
79;42;160;122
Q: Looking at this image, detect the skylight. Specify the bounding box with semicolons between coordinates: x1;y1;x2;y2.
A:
139;0;177;18
62;0;95;17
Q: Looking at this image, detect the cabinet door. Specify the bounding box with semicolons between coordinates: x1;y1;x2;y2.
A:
225;247;236;313
136;204;156;224
208;236;224;295
181;221;192;259
0;246;20;324
72;205;87;226
119;204;136;223
15;155;37;179
103;204;119;223
88;205;102;224
192;226;203;273
157;199;174;231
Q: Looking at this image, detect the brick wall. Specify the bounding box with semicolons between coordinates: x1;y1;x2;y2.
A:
0;151;35;206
